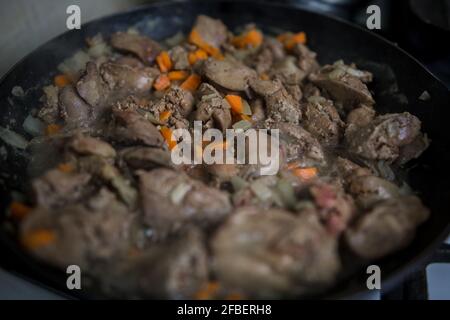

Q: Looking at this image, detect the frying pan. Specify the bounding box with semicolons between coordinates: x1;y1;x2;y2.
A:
1;0;449;299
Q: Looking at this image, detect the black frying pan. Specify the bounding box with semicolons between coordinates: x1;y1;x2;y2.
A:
1;0;449;299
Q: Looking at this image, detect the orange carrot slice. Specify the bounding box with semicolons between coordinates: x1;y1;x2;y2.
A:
292;167;318;181
232;29;263;49
54;74;71;88
9;201;32;220
156;51;173;73
167;71;189;81
180;74;201;92
159;111;172;122
58;163;75;173
154;75;171;91
22;229;56;249
160;126;177;150
225;95;243;114
188;49;209;65
45;124;62;136
189;29;223;59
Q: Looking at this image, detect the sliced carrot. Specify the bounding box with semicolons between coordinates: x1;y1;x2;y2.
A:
54;74;71;88
278;32;307;50
159;110;172;122
156;51;173;73
58;163;75;173
292;167;318;181
22;229;56;250
225;95;243;114
276;33;289;43
160;126;177;150
188;49;209;65
287;161;301;170
189;29;223;59
167;71;189;81
260;73;270;80
194;281;220;300
45;124;62;136
232;29;263;49
9;201;32;220
180;74;201;92
153;75;171;91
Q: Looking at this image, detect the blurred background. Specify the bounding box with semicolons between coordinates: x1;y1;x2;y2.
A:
1;0;449;85
0;0;449;300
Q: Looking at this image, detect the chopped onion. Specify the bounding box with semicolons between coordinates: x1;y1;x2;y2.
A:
0;126;28;149
233;120;252;131
231;176;248;192
170;183;192;205
242;100;253;116
111;175;138;208
58;50;91;76
376;161;395;181
419;91;431;101
275;179;297;209
11;86;25;97
307;95;326;104
250;181;272;202
23;115;45;137
328;68;345;80
345;67;366;78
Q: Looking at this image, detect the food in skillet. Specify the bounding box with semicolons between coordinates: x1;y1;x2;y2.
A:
7;15;430;299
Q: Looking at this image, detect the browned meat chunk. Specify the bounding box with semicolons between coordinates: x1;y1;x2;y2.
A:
348;175;401;208
251;79;301;124
59;86;92;126
102;228;208;299
302;82;321;99
246;36;286;75
110;32;161;64
76;62;110;108
201;58;257;91
250;98;266;122
38;85;60;124
31;169;91;209
346;112;426;163
346;104;376;128
139;169;232;236
112;109;164;147
192;15;228;49
396;134;430;165
292;43;320;77
302;97;344;146
21;189;134;269
345;196;430;259
69;133;116;158
310;182;356;235
121;147;174;170
272;121;325;166
149;86;195;129
270;56;305;85
212;206;341;298
335;157;372;185
310;61;374;109
100;61;159;96
194;84;232;132
77;156;138;208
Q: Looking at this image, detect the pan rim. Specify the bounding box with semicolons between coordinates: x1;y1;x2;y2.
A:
1;0;449;300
